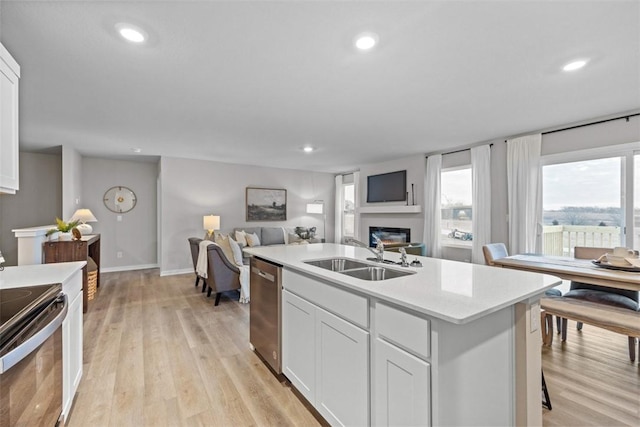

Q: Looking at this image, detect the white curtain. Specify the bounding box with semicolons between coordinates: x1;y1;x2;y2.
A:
423;155;442;258
334;174;344;243
353;171;360;241
507;134;542;255
471;145;492;264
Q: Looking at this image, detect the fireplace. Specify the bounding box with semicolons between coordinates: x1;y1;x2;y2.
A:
369;227;411;247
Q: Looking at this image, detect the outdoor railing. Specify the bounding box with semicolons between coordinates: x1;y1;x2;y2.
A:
542;225;621;256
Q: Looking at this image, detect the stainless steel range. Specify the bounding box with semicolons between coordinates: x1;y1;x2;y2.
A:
0;283;67;426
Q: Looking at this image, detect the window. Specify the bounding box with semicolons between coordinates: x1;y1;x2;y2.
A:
541;155;626;256
343;183;355;238
441;166;472;246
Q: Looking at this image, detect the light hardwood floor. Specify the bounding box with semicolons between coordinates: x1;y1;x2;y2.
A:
68;269;639;426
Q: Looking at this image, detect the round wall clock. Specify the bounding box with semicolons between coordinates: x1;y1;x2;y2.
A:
103;186;137;213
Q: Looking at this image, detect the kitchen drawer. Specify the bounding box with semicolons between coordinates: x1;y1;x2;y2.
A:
375;301;430;359
283;269;368;330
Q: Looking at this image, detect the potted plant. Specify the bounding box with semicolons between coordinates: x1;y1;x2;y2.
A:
46;218;80;241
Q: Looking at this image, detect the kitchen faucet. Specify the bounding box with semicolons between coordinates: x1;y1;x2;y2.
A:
345;237;384;262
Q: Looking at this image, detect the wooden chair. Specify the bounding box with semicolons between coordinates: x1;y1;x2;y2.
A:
482;243;508;266
482;243;563;344
563;246;639;361
205;243;241;306
188;237;207;293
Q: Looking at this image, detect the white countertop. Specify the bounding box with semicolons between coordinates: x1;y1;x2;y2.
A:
244;244;562;324
0;262;86;289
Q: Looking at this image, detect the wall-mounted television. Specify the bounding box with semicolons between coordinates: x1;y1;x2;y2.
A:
366;170;407;203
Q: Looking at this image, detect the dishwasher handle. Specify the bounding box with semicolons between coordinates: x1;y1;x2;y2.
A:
251;267;275;283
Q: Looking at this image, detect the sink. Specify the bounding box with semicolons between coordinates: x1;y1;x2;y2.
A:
340;266;415;281
304;257;372;272
304;257;415;281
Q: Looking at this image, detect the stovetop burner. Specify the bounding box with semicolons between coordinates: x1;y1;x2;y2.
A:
0;284;62;331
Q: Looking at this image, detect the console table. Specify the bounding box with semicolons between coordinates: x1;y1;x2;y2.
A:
43;234;101;312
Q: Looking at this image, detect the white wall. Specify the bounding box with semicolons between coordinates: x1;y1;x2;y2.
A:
81;157;158;270
159;156;335;275
62;145;82;219
357;155;426;244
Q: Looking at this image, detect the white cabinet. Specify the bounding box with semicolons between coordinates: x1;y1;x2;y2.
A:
61;268;83;421
282;290;316;403
315;308;369;427
373;301;431;426
374;338;430;426
282;282;369;426
0;43;20;194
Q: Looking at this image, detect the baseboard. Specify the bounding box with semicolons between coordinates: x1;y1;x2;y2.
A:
159;268;192;277
101;263;159;273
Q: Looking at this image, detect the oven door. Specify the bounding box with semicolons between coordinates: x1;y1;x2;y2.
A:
0;295;67;426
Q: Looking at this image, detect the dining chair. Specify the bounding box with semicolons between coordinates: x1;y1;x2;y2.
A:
482;243;563;338
563;246;638;361
188;237;207;293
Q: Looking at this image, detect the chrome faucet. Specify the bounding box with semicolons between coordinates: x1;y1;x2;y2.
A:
0;250;4;271
399;247;409;267
345;237;384;262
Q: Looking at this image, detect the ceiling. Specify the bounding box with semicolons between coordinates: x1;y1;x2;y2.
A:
1;1;639;173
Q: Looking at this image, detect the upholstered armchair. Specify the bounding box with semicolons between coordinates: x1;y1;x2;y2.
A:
188;237;207;292
205;243;241;306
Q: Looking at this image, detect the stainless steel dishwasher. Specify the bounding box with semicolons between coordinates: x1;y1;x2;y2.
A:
250;256;282;374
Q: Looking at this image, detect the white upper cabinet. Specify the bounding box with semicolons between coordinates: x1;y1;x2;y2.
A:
0;43;20;194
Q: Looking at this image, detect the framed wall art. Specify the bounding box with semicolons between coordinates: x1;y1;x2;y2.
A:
246;187;287;221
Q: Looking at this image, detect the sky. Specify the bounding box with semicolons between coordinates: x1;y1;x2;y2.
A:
543;157;621;211
441;157;626;210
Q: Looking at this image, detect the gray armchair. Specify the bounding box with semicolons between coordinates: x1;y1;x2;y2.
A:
188;237;207;293
205;243;241;306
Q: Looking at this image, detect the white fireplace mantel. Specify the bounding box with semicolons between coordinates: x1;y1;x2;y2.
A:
357;205;422;214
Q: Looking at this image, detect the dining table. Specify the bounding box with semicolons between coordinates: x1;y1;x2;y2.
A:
491;254;640;292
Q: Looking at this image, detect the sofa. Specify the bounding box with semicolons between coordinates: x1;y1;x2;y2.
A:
232;226;321;247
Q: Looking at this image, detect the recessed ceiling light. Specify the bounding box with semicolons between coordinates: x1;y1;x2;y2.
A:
562;60;588;72
131;148;142;153
355;33;378;51
303;146;314;153
116;23;147;43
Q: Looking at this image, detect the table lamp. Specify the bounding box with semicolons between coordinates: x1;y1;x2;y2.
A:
71;209;98;234
203;215;220;240
306;201;325;240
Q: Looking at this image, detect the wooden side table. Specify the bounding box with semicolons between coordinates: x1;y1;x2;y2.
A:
43;234;101;313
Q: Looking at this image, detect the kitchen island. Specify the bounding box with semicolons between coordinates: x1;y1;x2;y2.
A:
0;262;86;423
244;243;561;426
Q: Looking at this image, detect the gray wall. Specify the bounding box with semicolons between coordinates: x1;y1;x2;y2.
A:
357;155;426;244
0;152;62;265
81;157;158;271
160;156;335;275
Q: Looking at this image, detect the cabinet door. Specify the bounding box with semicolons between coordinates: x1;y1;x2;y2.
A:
282;290;316;403
0;44;19;193
316;308;369;427
374;338;431;427
62;272;83;419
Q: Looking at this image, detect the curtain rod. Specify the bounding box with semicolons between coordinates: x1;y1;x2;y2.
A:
425;143;493;158
540;113;639;135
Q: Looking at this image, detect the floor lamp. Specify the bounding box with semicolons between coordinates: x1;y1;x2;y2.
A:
306;201;325;241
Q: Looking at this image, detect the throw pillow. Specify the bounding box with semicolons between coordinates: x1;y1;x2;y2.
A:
235;230;247;247
246;232;261;247
214;234;235;263
262;227;286;245
227;236;244;266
